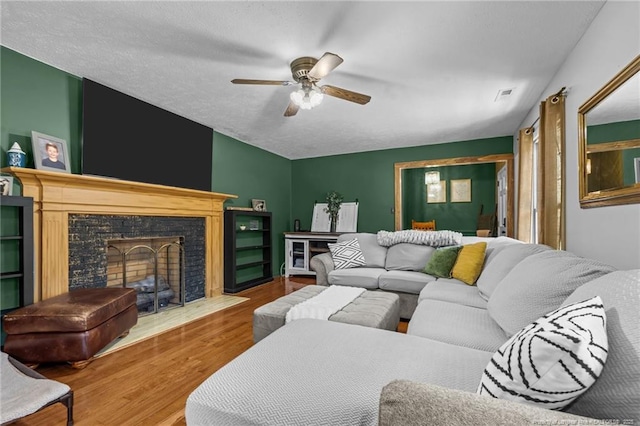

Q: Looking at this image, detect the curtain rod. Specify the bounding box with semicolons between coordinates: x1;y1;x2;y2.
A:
525;87;567;131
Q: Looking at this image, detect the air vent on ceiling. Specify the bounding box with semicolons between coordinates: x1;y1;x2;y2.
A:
495;88;515;102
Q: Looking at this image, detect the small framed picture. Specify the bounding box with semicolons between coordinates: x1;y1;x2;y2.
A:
31;131;71;173
0;176;14;196
252;199;266;212
451;179;472;203
635;157;640;184
426;181;446;203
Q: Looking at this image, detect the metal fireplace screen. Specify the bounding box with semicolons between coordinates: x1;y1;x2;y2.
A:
107;237;185;316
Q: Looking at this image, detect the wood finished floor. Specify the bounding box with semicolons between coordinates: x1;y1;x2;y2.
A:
10;277;408;426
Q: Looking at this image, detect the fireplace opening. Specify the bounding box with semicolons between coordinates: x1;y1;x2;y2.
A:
107;237;185;316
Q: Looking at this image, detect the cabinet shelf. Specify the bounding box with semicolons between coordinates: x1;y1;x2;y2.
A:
224;210;273;293
309;247;330;253
0;235;24;241
1;272;24;279
236;260;271;270
236;244;271;251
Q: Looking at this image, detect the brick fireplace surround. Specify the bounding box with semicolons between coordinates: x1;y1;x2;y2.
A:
3;167;236;303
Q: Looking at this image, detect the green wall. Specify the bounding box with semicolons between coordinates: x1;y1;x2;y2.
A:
211;132;291;271
290;136;513;233
1;46;82;174
587;119;640;144
587;119;640;186
403;163;496;235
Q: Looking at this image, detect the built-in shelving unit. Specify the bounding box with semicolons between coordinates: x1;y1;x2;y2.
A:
0;196;34;327
224;210;273;293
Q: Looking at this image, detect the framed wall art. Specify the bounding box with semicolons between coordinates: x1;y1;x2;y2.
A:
426;181;446;203
31;131;71;173
451;179;471;202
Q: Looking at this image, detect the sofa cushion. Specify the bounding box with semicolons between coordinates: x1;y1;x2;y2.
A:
328;238;366;269
476;243;552;301
328;267;384;290
338;233;387;268
418;279;487;309
378;270;436;294
478;296;608;410
385;243;436;271
423;246;460;278
488;250;615;336
408;300;508;353
561;270;640;421
451;242;487;285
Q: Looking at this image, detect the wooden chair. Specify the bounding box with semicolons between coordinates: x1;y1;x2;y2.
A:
411;219;436;231
476;205;497;237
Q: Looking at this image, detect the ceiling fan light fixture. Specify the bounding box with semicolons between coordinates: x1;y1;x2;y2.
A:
289;86;323;110
231;52;370;117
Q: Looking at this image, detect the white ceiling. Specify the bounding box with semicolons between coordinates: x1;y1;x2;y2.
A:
1;1;606;160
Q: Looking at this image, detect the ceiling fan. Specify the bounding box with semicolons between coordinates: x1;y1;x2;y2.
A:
231;52;371;117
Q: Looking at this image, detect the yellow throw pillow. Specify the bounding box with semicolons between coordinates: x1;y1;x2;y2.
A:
451;242;487;285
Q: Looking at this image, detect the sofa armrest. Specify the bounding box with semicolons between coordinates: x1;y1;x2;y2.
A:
379;380;591;426
309;252;334;286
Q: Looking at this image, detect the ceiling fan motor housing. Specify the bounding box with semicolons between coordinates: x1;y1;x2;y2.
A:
290;57;318;82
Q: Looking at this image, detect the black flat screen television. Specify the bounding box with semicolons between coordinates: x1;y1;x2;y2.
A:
82;78;213;191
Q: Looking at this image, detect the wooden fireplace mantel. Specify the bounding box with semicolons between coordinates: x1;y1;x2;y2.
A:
2;167;237;302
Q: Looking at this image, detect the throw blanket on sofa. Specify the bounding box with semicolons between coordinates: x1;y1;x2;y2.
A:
285;285;365;323
377;230;463;247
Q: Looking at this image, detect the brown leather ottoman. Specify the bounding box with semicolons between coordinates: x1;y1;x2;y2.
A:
3;288;138;368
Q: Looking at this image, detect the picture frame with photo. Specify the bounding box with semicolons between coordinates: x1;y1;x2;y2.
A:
31;131;71;173
0;176;14;196
635;157;640;184
251;199;267;212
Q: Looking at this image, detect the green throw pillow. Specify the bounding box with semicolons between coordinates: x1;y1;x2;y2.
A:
423;246;461;278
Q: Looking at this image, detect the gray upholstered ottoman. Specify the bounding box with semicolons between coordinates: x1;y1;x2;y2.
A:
253;285;400;342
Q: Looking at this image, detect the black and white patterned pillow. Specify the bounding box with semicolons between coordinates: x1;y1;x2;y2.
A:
328;239;366;270
477;296;608;410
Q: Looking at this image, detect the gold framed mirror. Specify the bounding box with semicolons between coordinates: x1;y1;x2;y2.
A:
394;154;514;236
578;54;640;208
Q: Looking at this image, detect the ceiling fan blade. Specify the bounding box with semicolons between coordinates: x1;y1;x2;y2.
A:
321;85;371;105
231;79;294;86
284;101;299;117
308;52;343;81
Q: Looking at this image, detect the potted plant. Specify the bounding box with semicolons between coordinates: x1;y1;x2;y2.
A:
324;191;343;232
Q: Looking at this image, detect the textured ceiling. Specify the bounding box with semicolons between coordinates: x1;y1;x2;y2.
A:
1;1;605;159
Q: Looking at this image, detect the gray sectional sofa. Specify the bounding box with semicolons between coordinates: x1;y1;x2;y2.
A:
310;232;520;319
186;236;639;425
